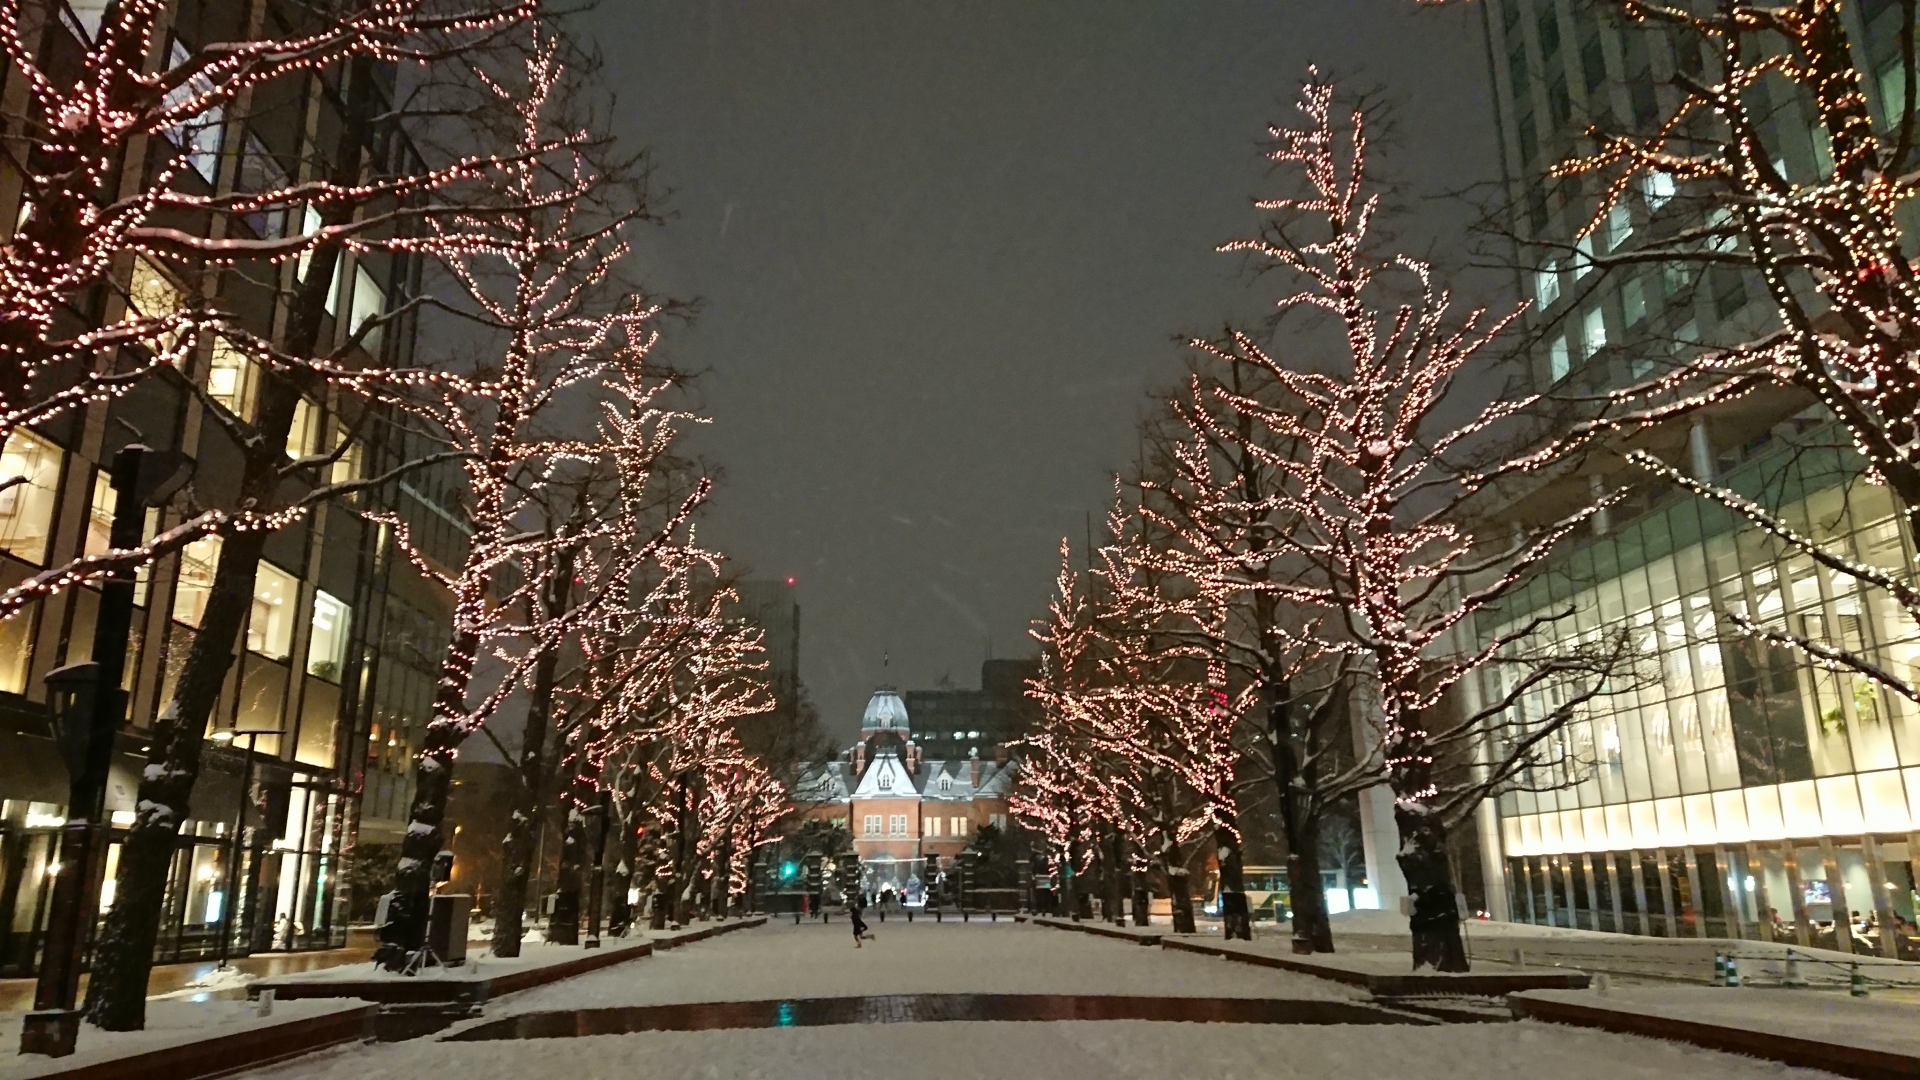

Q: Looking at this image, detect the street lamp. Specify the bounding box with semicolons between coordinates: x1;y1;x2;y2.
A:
210;722;276;972
22;444;192;1058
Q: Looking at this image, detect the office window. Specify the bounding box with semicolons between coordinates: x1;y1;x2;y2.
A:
163;44;223;184
1535;260;1560;309
206;338;257;419
1582;307;1607;359
286;398;319;460
1548;336;1571;383
1606;203;1632;250
1622;276;1647;325
83;471;155;605
349;266;387;354
888;814;907;836
0;430;61;564
307;590;350;681
1642;171;1675;211
248;561;297;659
172;535;221;626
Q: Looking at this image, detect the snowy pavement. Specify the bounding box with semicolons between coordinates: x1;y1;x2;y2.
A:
231;918;1847;1080
473;918;1362;1015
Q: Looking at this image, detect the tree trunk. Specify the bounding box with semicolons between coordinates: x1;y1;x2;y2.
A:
547;757;596;945
1214;822;1251;941
493;655;559;957
86;54;383;1025
1386;706;1467;971
1166;864;1197;934
1271;717;1333;953
1105;830;1124;925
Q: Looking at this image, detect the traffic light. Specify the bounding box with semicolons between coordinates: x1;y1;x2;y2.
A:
781;861;798;881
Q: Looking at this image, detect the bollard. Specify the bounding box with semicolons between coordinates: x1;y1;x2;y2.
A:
1593;973;1611;997
255;989;275;1018
991;910;997;922
1851;962;1868;998
936;908;943;922
908;909;913;922
1510;947;1526;970
1725;955;1740;988
1712;952;1727;986
1784;950;1805;988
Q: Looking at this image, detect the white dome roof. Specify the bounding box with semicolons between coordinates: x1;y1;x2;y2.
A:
862;687;909;731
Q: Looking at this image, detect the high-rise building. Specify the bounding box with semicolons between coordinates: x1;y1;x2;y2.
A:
0;17;452;971
1473;0;1920;956
731;578;800;697
903;659;1038;758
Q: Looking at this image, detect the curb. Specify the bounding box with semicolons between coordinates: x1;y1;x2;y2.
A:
1509;991;1917;1080
17;1003;375;1080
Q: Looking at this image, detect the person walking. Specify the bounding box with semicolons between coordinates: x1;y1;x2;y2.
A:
849;895;872;947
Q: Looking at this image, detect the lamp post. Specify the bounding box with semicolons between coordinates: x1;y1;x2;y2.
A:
21;445;192;1057
210;724;274;972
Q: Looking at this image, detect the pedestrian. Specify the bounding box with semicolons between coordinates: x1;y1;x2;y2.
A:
849;895;872;948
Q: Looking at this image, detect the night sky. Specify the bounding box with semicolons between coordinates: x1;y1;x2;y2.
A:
579;1;1503;738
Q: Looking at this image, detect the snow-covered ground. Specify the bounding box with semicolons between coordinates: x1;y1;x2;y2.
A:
218;918;1870;1080
257;1016;1833;1080
0;998;365;1080
476;919;1360;1016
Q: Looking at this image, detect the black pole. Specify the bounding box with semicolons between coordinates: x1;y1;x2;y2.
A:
21;447;159;1056
585;788;610;947
214;733;258;970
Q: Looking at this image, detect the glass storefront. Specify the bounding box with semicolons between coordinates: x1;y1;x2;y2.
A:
1481;437;1920;960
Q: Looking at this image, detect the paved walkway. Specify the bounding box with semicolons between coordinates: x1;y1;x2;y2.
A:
237;919;1841;1079
0;947;371;1012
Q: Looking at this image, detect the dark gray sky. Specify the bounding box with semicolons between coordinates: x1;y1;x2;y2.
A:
580;1;1503;738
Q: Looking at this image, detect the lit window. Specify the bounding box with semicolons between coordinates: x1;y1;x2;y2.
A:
206;338;256;419
348;266;386;354
247;561;297;659
951;817;968;836
126;257;187;357
0;430;61;563
307;590;351;681
1582;307;1607;359
1572;234;1595;278
1534;260;1560;308
1548;336;1571;383
286;398;319;460
297;205;324;282
927;817;942;837
327;420;361;488
83;471;155;605
1879;63;1912;129
65;0;108;38
1641;171;1675;210
172;535;222;626
1706;207;1738;253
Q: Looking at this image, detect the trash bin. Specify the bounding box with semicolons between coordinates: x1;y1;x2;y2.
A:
429;893;472;966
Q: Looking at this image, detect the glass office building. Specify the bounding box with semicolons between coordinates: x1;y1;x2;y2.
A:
1472;0;1920;958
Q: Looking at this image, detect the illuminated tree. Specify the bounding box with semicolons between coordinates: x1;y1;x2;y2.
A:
370;31;707;970
1213;71;1630;970
81;5;536;1028
1021;529;1240;935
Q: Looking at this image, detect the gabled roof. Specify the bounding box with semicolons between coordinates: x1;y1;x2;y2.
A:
795;761;851;803
851;750;917;798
